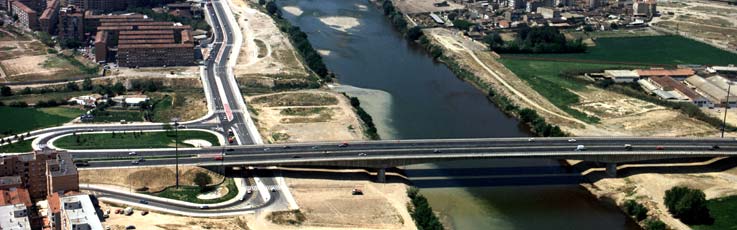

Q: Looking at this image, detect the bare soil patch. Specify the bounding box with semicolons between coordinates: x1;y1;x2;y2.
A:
80;166;223;192
247;90;364;143
392;0;465;14
98;201;250;230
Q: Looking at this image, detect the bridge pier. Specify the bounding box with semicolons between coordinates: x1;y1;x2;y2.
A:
606;163;617;178
377;168;386;183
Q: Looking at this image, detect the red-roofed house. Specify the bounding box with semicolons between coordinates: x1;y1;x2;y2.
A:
636;68;695;80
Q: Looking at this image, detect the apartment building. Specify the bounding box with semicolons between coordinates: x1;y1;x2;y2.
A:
57;6;85;43
39;0;60;34
10;1;38;30
0;150;79;199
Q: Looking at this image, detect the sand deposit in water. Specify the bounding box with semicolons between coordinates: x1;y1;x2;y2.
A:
330;84;396;139
282;6;303;16
319;16;360;32
317;49;331;56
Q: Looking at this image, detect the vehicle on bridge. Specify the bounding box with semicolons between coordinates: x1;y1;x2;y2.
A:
575;145;586;151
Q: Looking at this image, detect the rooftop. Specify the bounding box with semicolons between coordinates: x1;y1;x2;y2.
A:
0;188;31;207
649;76;702;100
604;70;639;78
60;195;102;230
0;204;31;230
636;68;695;77
11;1;35;14
47;153;78;177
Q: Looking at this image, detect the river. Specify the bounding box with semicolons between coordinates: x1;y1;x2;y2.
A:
277;0;640;229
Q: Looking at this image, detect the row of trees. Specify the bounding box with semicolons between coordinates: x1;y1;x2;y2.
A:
381;0;409;33
349;96;379;140
407;187;443;230
260;0;331;81
483;26;587;54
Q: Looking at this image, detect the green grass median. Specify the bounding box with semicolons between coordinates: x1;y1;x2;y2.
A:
148;178;238;204
0;138;34;153
53;130;220;149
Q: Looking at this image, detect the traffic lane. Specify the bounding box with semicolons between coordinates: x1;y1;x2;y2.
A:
65;138;737;159
80;144;737;168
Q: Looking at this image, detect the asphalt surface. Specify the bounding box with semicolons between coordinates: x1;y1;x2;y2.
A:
75;137;737;168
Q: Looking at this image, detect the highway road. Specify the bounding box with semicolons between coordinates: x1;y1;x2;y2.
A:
72;137;737;169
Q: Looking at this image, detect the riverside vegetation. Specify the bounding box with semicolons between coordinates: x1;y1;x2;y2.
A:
380;0;565;137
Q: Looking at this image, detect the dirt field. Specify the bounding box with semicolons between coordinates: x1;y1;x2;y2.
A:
99;201;250;230
230;0;309;79
246;90;365;143
79;166;224;192
246;168;414;230
392;0;465;14
653;0;737;51
424;28;722;137
580;158;737;230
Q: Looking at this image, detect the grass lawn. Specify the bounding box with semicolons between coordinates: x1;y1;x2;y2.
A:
0;91;94;105
53;130;220;149
508;35;737;66
149;178;238;204
499;59;642;123
0;106;83;137
90;109;144;123
0;138;34;153
692;195;737;230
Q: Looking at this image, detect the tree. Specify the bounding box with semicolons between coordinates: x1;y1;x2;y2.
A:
407;26;423;41
37;32;55;47
452;19;475;31
82;78;93;91
643;219;667;230
258;0;266;5
664;186;712;224
0;86;11;96
112;82;126;95
65;81;80;92
193;172;212;191
623;200;649;221
265;1;279;15
482;32;503;50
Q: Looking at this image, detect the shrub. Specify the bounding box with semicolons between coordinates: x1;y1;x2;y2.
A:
623;200;649;221
664;186;713;225
643;218;667;230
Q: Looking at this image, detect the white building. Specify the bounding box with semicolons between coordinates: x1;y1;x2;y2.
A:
60;195;103;230
604;70;640;83
0;204;31;230
67;94;102;107
111;95;150;106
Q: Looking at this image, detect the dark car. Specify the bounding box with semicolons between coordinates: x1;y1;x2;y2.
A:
655;146;665;150
292;155;301;159
338;142;349;147
710;145;720;151
139;199;148;204
227;148;235;152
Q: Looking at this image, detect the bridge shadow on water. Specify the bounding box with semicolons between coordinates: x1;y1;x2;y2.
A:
269;157;737;189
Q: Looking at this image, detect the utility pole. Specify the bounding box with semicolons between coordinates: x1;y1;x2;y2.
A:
173;118;180;189
722;83;732;138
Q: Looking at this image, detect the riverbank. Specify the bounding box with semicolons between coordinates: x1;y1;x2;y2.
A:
576;158;737;230
232;1;415;229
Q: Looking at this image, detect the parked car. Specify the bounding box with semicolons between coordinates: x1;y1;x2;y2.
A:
141;211;149;216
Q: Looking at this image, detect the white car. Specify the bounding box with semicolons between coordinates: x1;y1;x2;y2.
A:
568;139;577;142
128;152;137;155
528;138;535;142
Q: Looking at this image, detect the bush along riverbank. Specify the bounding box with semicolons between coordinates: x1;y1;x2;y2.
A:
407;187;444;230
258;1;380;140
377;0;565;137
259;0;332;82
346;94;380;140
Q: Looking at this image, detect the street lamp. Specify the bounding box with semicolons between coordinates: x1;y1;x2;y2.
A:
172;117;180;189
723;82;732;138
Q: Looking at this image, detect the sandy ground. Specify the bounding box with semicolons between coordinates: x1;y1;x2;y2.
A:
319;16;361;32
79;166;224;192
652;0;737;51
99;201;250;230
424;28;723;137
230;0;309;79
703;107;737;127
246;168;415;230
246;90;365;143
580;158;737;230
392;0;465;14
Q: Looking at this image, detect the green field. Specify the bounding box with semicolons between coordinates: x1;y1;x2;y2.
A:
0;138;34;153
53;130;221;149
499;59;641;123
90;109;144;123
0;106;83;137
0;91;94;105
150;178;238;204
692;195;737;230
509;35;737;66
